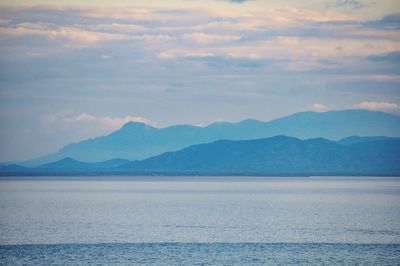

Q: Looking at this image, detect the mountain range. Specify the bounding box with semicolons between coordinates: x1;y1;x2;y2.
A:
22;110;400;166
2;135;399;176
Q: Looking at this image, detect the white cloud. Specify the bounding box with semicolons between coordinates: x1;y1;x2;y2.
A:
78;6;158;21
0;21;178;49
92;23;147;33
157;51;176;59
65;113;96;122
99;115;155;129
50;27;128;47
132;34;175;42
46;111;155;131
64;113;155;128
1;5;398;66
0;23;129;47
183;32;240;44
44;109;74;124
353;101;400;113
310;103;329;112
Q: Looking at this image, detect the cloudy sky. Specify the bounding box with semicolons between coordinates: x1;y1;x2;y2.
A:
0;0;399;161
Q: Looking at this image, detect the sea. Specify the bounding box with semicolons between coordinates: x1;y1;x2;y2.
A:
0;177;399;265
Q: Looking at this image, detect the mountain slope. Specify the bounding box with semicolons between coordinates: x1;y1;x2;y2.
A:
24;110;400;165
122;137;400;175
38;158;129;170
3;136;399;176
337;136;400;145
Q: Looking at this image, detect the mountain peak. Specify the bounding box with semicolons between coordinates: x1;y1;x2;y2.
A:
238;119;263;125
59;157;79;163
120;121;155;131
23;109;400;165
37;157;85;169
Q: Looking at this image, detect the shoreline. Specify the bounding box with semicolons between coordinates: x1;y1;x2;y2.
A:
0;175;399;181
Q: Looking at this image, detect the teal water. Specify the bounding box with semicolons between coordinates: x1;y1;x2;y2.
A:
0;177;399;264
1;243;399;265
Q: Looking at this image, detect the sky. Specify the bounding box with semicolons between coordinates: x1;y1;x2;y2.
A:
0;0;399;161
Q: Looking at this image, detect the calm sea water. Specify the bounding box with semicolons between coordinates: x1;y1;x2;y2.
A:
0;177;399;264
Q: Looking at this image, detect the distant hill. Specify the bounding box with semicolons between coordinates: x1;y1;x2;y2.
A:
23;110;400;166
2;136;400;176
336;136;400;145
38;158;129;170
122;136;400;176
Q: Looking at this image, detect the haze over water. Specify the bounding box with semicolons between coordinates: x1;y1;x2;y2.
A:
1;177;400;264
1;177;399;245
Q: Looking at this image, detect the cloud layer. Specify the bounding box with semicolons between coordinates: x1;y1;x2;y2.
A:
354;101;400;113
0;1;399;160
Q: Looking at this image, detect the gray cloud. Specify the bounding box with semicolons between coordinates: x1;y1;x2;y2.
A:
183;55;264;69
1;4;399;161
367;13;400;29
219;0;254;3
368;51;400;63
330;0;375;9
